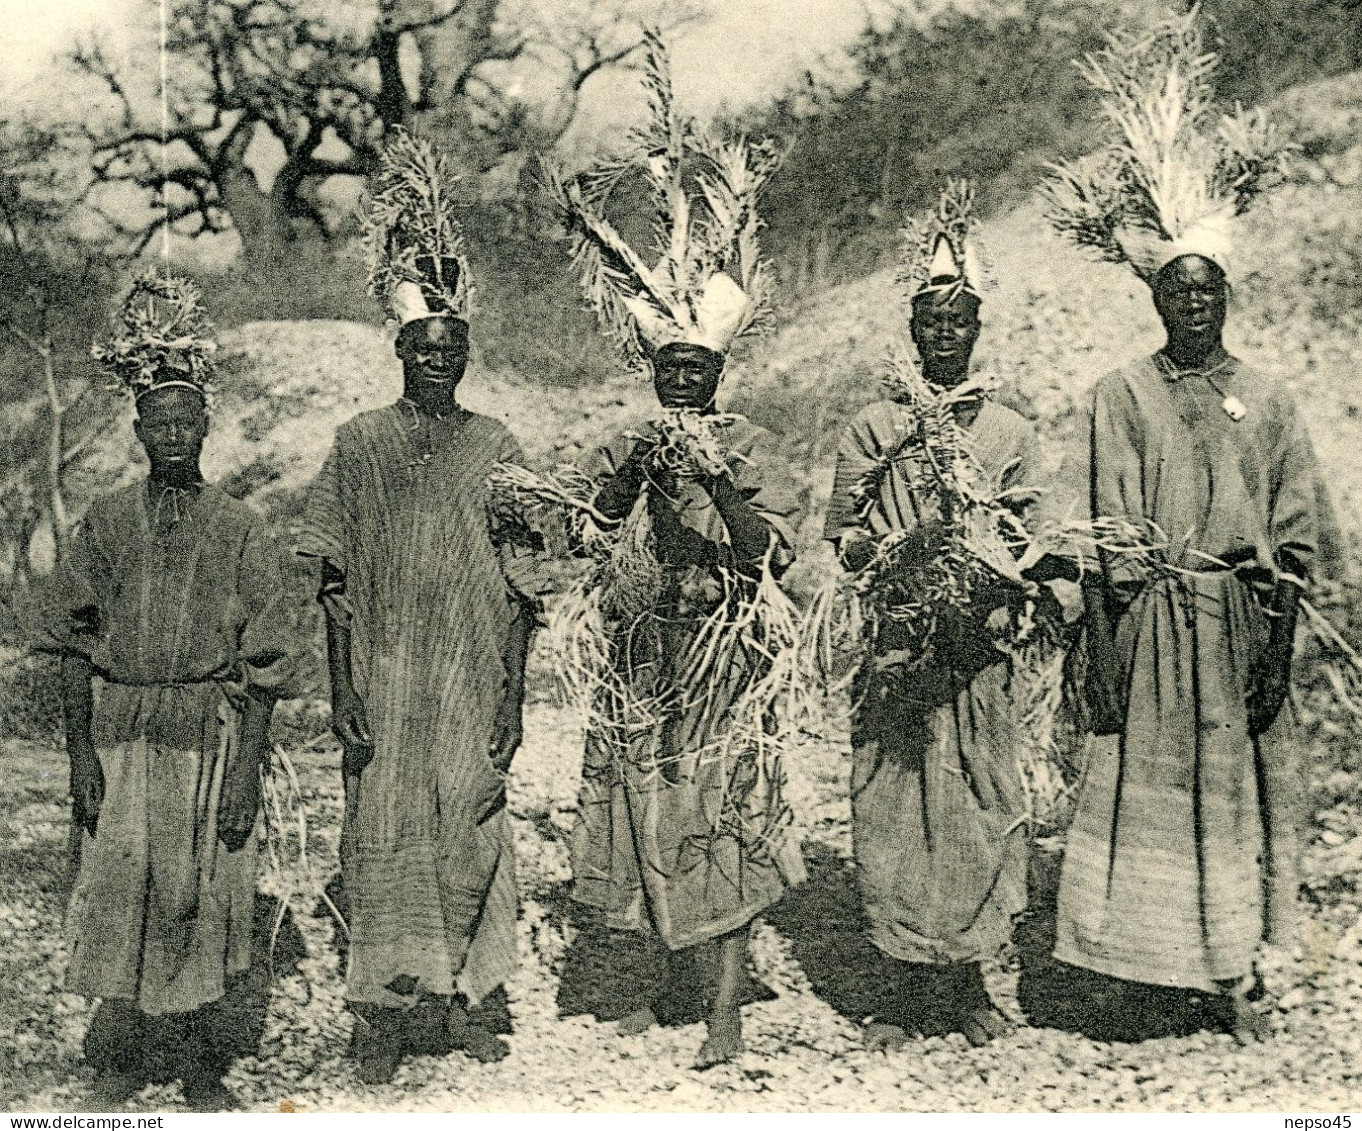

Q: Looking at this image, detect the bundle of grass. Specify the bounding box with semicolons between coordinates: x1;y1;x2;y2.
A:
258;737;349;971
486;408;818;784
542;30;778;372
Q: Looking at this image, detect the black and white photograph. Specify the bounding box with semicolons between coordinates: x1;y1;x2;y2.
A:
0;0;1359;1116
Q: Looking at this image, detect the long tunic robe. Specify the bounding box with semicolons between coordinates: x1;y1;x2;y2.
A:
1055;356;1329;991
824;398;1040;965
39;482;295;1016
295;403;536;1009
570;418;807;950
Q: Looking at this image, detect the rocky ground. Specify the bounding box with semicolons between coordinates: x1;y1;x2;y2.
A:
5;55;1362;1121
3;691;1362;1114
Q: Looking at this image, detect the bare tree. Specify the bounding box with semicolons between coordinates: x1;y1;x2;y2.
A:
71;0;706;266
0;121;112;583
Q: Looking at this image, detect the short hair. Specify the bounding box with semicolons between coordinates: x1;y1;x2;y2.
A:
651;341;726;376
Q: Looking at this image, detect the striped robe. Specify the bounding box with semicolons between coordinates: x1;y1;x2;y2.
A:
570;418;807;950
295;403;535;1008
1056;356;1329;991
39;483;295;1015
824;398;1040;965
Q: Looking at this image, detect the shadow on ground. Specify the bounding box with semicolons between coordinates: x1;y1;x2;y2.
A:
1015;844;1227;1043
546;881;777;1026
761;841;898;1025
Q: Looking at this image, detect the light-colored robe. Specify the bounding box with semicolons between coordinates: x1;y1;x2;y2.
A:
295;404;537;1008
1056;356;1331;990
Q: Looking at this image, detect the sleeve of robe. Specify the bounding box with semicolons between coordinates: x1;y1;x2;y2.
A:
28;504;115;673
1088;371;1149;595
490;429;555;608
1264;388;1333;585
292;435;352;624
235;518;302;698
999;417;1042;507
823;408;882;545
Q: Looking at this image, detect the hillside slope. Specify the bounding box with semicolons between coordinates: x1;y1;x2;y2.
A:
65;72;1362;600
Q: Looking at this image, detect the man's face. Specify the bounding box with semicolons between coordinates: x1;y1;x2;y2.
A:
1152;255;1228;354
396;317;470;387
910;290;982;387
651;344;725;410
134;386;208;481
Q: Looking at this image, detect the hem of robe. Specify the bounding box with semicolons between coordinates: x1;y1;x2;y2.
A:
1050;936;1251;995
864;894;1024;966
342;838;518;1010
568;883;790;951
65;956;251;1019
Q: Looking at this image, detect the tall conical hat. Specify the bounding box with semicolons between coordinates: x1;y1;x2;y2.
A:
897;180;988;303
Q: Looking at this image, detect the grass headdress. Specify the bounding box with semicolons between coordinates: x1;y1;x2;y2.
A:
362;128;470;326
91;270;217;407
896;179;988;304
1042;7;1291;284
545;32;779;369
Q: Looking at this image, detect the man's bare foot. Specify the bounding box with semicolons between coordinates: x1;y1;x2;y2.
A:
959;1001;1013;1047
1225;989;1271;1046
694;1011;743;1070
617;974;704;1035
864;1021;909;1052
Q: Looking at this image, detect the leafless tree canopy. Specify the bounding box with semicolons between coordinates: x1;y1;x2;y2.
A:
71;0;704;265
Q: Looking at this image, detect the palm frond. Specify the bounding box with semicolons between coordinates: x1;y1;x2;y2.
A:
543;35;781;362
361;128;469;322
1045;7;1285;274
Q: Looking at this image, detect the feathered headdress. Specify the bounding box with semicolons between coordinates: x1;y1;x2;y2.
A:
362;128;471;326
896;179;989;303
91;270;217;406
1041;7;1292;283
545;32;779;367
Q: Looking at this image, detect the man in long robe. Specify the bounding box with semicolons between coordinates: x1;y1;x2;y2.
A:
43;368;294;1110
1056;252;1336;1040
295;311;540;1082
572;340;807;1068
824;241;1040;1049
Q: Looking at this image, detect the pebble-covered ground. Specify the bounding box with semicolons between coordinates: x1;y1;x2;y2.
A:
3;696;1362;1114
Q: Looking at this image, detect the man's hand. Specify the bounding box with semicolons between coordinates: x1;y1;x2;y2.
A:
595;437;657;521
1247;578;1301;739
332;686;375;776
69;738;104;836
217;759;262;852
1082;583;1126;736
1085;644;1127;735
488;696;523;773
1247;663;1291;738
